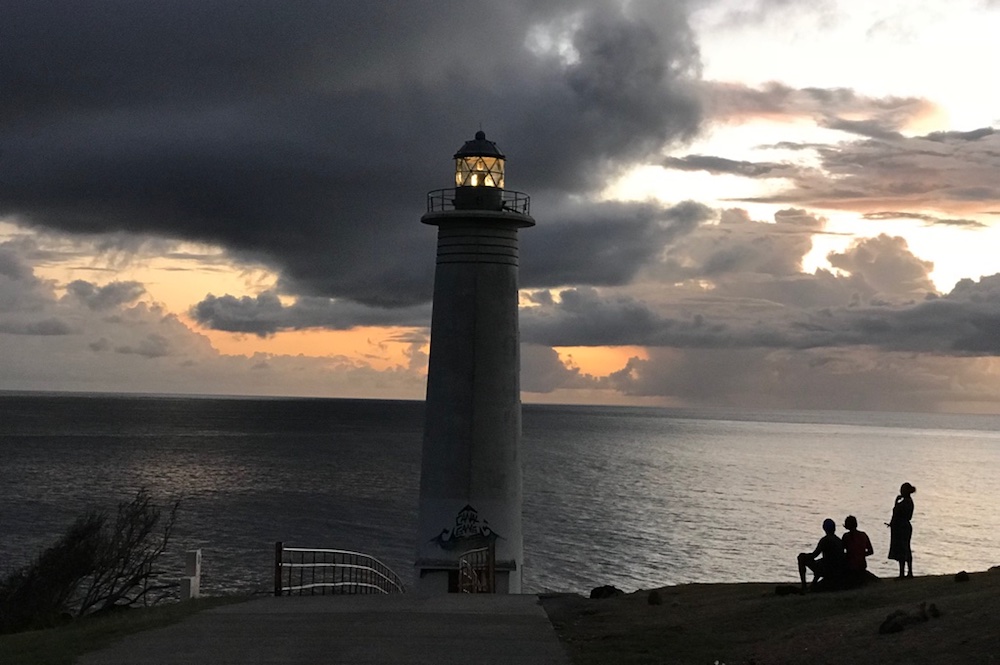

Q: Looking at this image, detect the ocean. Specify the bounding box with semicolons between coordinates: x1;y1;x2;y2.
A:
2;393;999;595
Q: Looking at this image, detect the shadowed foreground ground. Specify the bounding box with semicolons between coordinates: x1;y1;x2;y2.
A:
541;569;1000;664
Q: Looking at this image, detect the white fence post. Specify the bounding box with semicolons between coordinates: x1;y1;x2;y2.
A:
180;549;202;600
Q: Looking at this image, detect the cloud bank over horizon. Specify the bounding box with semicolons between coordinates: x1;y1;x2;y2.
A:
2;0;1000;411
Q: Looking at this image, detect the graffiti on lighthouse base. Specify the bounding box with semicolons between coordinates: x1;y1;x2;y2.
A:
429;504;502;551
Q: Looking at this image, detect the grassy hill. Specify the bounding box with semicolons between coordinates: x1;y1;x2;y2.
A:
542;569;1000;664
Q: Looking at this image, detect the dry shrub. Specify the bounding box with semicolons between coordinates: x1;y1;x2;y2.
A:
0;489;179;634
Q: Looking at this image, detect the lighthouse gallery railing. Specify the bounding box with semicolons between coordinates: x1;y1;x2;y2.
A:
426;188;530;215
273;542;405;595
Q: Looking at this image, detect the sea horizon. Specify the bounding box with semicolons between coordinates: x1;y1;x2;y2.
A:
4;392;999;595
4;387;1000;429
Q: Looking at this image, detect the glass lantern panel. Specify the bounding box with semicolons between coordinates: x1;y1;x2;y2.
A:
481;157;504;189
455;156;505;188
455;158;470;186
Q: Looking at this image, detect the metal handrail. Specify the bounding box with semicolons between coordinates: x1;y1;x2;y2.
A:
426;188;531;215
274;542;405;595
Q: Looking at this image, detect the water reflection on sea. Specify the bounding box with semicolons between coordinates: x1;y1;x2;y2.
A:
2;394;999;595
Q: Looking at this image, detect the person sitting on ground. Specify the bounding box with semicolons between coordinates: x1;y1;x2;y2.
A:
797;518;845;592
842;515;875;587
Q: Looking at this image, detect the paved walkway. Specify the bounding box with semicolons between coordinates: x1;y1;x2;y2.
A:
77;594;571;665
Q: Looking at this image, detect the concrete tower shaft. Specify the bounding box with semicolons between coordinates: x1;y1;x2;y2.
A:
415;132;534;593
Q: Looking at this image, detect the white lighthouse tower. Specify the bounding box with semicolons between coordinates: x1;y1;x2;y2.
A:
415;131;534;593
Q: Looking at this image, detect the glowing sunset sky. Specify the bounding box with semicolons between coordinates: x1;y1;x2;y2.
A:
3;0;1000;412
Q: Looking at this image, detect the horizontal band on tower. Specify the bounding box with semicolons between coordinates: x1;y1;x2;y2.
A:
438;236;519;247
437;228;519;239
436;228;520;266
438;242;518;255
436;255;519;266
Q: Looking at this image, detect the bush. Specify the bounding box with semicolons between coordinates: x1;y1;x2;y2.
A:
0;489;179;634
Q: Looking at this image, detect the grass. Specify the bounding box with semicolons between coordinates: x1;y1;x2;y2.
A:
542;570;1000;664
0;596;249;665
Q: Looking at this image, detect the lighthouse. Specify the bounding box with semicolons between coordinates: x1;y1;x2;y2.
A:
415;131;534;593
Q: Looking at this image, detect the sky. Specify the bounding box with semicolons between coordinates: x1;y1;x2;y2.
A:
3;0;1000;413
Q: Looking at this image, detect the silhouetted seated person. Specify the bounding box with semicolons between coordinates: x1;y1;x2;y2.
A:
842;514;877;588
797;518;845;592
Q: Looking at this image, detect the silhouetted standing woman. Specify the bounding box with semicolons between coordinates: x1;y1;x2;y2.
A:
887;482;916;578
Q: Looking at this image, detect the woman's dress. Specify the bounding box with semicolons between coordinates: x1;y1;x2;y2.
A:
888;496;914;561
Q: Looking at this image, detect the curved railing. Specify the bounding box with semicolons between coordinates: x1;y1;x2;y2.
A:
426;188;531;215
273;542;405;595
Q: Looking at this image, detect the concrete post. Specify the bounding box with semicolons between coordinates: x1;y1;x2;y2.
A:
180;549;201;600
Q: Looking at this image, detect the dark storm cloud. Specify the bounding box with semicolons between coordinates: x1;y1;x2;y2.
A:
193;194;712;331
765;141;828;152
653;208;825;283
0;1;703;308
520;284;829;349
0;318;73;336
602;347;961;413
521;200;712;288
519;215;1000;356
690;83;973;208
521;276;1000;355
826;234;935;297
862;212;985;228
0;242;72;330
820;275;1000;354
923;128;996;142
740;126;1000;212
191;291;430;336
386;330;429;345
705;81;933;130
661;155;787;177
114;334;171;358
819;117;902;140
523;287;671;347
536;211;932;349
519;344;594;394
0;249;33;282
700;0;839;35
65;280;146;310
